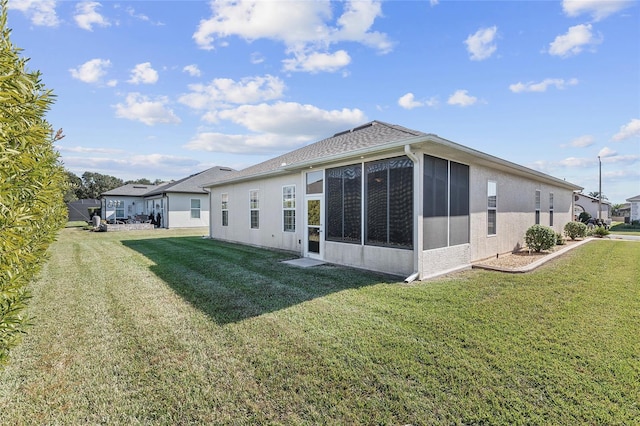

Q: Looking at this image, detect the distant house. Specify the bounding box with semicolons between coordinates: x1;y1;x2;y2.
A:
203;121;583;281
627;194;640;223
573;192;611;223
101;166;234;228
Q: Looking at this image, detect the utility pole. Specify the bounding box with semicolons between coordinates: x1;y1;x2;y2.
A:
598;156;602;221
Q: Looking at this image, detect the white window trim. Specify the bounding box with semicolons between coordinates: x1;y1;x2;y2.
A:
250;189;259;229
487;181;497;236
282;185;296;232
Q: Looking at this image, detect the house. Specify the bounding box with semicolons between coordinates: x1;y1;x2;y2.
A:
101;166;234;228
203;121;583;281
627;195;640;223
573;192;611;223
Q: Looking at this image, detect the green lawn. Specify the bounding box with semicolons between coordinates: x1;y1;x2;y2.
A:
610;222;640;236
1;228;638;424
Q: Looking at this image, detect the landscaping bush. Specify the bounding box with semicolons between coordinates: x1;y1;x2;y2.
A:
591;226;610;238
555;232;566;245
525;225;557;252
564;221;587;240
0;2;67;366
578;212;591;223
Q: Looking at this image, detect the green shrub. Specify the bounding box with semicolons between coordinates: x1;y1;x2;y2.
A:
0;2;67;367
564;221;587;240
555;232;566;245
525;225;557;252
591;226;610;238
578;212;591;223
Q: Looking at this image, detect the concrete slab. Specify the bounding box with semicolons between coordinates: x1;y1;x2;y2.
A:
282;258;326;268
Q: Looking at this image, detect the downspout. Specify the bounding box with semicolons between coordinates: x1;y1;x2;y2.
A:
404;144;421;283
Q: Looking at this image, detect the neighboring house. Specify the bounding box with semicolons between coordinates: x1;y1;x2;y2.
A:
203;121;583;281
627;195;640;223
573;192;611;223
101;166;234;228
66;199;101;222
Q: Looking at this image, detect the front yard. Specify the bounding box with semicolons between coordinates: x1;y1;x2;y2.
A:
1;227;638;424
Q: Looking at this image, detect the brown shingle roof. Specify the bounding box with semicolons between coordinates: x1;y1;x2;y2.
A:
206;121;425;185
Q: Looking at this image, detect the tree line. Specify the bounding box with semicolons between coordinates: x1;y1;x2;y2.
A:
64;171;166;202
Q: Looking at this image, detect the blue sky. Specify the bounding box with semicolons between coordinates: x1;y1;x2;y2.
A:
7;0;639;203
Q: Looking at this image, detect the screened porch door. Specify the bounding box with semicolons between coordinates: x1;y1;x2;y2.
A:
305;197;323;259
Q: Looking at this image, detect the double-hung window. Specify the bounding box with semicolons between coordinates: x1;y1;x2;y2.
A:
190;199;201;219
221;193;228;226
487;181;497;236
283;185;295;232
535;190;541;224
549;193;554;227
250;190;259;229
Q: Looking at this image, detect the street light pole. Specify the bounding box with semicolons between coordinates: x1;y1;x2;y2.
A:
598;156;602;221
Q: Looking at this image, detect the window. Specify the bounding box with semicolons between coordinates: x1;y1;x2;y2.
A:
221;193;228;226
549;193;554;227
190;199;201;219
365;156;413;249
535;190;541;224
326;164;361;243
306;170;323;194
250;190;259;229
487;181;497;235
283;185;296;232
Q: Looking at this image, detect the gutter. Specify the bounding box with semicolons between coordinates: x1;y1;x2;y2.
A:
404;144;421;283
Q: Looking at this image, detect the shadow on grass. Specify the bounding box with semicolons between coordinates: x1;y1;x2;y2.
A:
122;236;396;325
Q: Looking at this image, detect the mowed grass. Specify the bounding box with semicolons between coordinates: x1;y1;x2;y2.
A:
0;228;638;424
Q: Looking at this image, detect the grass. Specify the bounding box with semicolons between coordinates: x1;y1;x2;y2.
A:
1;227;638;424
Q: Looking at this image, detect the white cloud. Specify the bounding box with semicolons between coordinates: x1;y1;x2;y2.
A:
447;89;478;107
562;0;634;21
569;135;595;148
430;0;439;6
612;118;640;141
127;62;159;85
464;26;498;61
74;1;110;31
183;64;202;77
113;93;181;126
559;156;594;167
548;24;601;57
7;0;59;27
598;146;617;158
250;52;265;64
69;58;112;84
62;154;200;181
217;102;366;136
185;102;366;154
398;93;423;110
282;50;351;73
193;0;391;73
509;78;579;93
56;145;124;155
179;75;286;111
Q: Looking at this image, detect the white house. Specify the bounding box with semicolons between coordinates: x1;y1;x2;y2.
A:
101;166;234;228
627;194;640;223
573;192;611;223
203;121;582;280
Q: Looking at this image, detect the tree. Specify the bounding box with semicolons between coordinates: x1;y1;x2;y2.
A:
64;170;83;203
588;191;608;201
79;171;123;199
0;0;67;366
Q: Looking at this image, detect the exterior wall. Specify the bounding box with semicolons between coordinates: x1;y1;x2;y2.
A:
325;242;414;277
469;165;574;262
102;196;144;222
209;174;303;253
631;200;640;222
421;244;471;278
574;194;610;222
165;193;209;228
